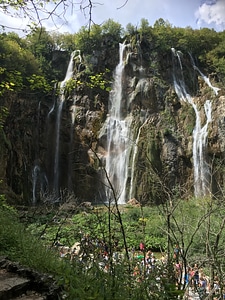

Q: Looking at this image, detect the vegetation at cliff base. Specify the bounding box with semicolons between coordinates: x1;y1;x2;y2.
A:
1;194;225;299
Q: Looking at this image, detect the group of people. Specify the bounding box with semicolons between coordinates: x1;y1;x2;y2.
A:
56;239;224;299
173;244;224;299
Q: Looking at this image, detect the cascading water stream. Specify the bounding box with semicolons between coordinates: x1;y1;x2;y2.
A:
32;165;40;205
189;54;220;96
104;43;133;204
193;100;212;196
67;50;82;190
53;52;75;195
31;101;41;204
172;48;218;197
68;101;77;190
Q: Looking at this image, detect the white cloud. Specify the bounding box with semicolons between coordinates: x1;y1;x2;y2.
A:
195;0;225;29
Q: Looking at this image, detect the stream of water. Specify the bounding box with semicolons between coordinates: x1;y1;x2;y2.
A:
172;48;219;197
103;43;134;204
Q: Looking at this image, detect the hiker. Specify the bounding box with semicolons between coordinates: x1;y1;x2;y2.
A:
173;244;181;263
139;242;145;252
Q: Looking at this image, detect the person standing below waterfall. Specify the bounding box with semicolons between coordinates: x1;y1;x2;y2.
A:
139;242;145;252
173;244;181;263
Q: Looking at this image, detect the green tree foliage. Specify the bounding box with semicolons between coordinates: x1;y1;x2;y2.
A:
26;28;55;60
27;74;52;93
125;22;137;36
25;27;58;81
51;32;76;51
74;19;123;54
152;18;184;52
101;18;123;39
74;25;102;54
0;32;40;95
204;31;225;80
139;18;150;36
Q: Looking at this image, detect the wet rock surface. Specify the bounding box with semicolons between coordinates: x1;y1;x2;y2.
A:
0;257;61;300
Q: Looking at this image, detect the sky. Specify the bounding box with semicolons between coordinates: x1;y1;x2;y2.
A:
0;0;225;36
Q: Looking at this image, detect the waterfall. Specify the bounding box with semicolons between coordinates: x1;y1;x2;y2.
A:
104;43;133;204
53;51;75;195
31;101;43;204
68;101;77;190
66;50;82;190
32;165;40;205
32;164;48;205
172;48;217;197
189;54;220;96
193;100;212;196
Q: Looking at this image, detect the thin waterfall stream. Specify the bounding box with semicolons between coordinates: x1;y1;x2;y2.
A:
53;51;75;196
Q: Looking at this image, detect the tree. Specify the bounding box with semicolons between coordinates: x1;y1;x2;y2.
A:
101;19;123;40
125;23;137;36
0;32;40;94
139;18;150;34
51;32;76;51
25;27;64;82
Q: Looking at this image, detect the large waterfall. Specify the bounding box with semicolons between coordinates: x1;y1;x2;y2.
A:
172;48;219;197
103;43;134;204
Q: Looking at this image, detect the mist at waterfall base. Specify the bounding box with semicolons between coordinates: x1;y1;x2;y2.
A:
172;48;219;198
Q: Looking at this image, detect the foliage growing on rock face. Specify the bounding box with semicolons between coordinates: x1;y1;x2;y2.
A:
88;70;111;91
64;69;112;94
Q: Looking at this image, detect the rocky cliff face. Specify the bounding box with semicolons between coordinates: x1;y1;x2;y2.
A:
1;39;224;205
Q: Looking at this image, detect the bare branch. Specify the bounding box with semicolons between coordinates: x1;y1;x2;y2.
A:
0;0;103;34
117;0;128;10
